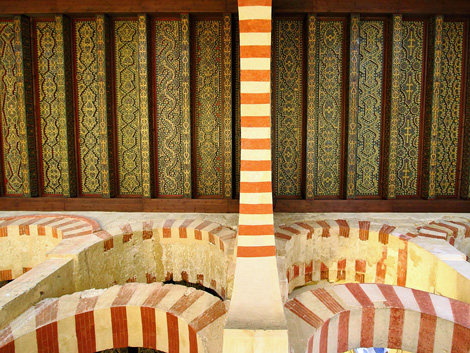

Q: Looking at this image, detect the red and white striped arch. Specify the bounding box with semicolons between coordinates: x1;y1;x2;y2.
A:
285;283;470;353
0;214;100;281
0;283;227;353
275;220;410;293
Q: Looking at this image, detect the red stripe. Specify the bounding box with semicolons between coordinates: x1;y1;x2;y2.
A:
241;160;271;171
379;224;395;244
337;311;350;353
241;93;270;104
163;219;176;238
141;307;157;350
76;311;96;353
412;290;436;316
360;307;375;348
417;313;436;352
375;248;387;283
285;299;323;328
189;326;198;353
112;284;138;306
319;320;329;353
171;291;205;316
317;221;330;237
143;285;168;307
239;181;272;193
111;307;128;348
190;301;227;332
241;138;271;149
358;221;370;240
345;283;374;307
452;324;470;353
450;298;470;327
240;116;270;127
238;224;274;235
337;259;346;280
167;313;179;353
388;308;404;349
239;20;271;33
239;203;272;214
311;288;345;314
335;219;349;237
240;46;271;58
240;70;270;82
355;260;366;283
397;241;407;286
238;0;272;5
237;245;276;257
0;341;14;353
36;323;59;353
378;284;404;308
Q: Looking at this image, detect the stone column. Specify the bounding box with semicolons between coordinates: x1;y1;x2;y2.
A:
223;0;288;352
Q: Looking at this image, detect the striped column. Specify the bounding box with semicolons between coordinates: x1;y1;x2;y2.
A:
223;0;288;351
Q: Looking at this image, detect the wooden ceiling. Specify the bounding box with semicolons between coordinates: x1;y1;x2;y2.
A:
1;0;470;15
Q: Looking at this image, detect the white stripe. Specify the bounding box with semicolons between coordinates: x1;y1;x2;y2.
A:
402;310;420;352
333;285;361;308
240;170;271;182
433;319;454;353
240;58;271;70
241;127;271;139
237;235;275;247
360;284;385;303
348;309;362;349
241;81;270;93
239;192;272;205
373;307;390;348
241;103;271;115
241;148;271;161
394;287;421;312
327;314;339;353
238;7;272;21
239;213;273;226
430;294;453;322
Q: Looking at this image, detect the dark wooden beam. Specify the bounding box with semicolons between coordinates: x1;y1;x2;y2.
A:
272;0;470;14
274;199;470;212
2;0;470;15
0;197;468;213
0;0;237;14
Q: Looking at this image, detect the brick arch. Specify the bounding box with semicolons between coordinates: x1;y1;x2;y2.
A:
284;283;470;353
275;220;410;293
0;283;227;353
415;218;470;261
68;219;237;299
0;214;100;281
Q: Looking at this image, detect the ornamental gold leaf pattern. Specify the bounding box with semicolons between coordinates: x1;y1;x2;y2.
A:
316;20;343;196
74;20;101;195
35;21;63;195
195;20;222;197
356;21;384;196
396;21;424;196
0;21;22;195
436;21;464;196
155;20;183;196
275;19;303;197
114;20;142;195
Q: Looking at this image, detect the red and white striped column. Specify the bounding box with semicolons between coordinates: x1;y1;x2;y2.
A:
223;0;288;351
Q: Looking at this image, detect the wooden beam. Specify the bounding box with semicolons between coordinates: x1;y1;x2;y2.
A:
3;0;470;15
0;197;468;213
